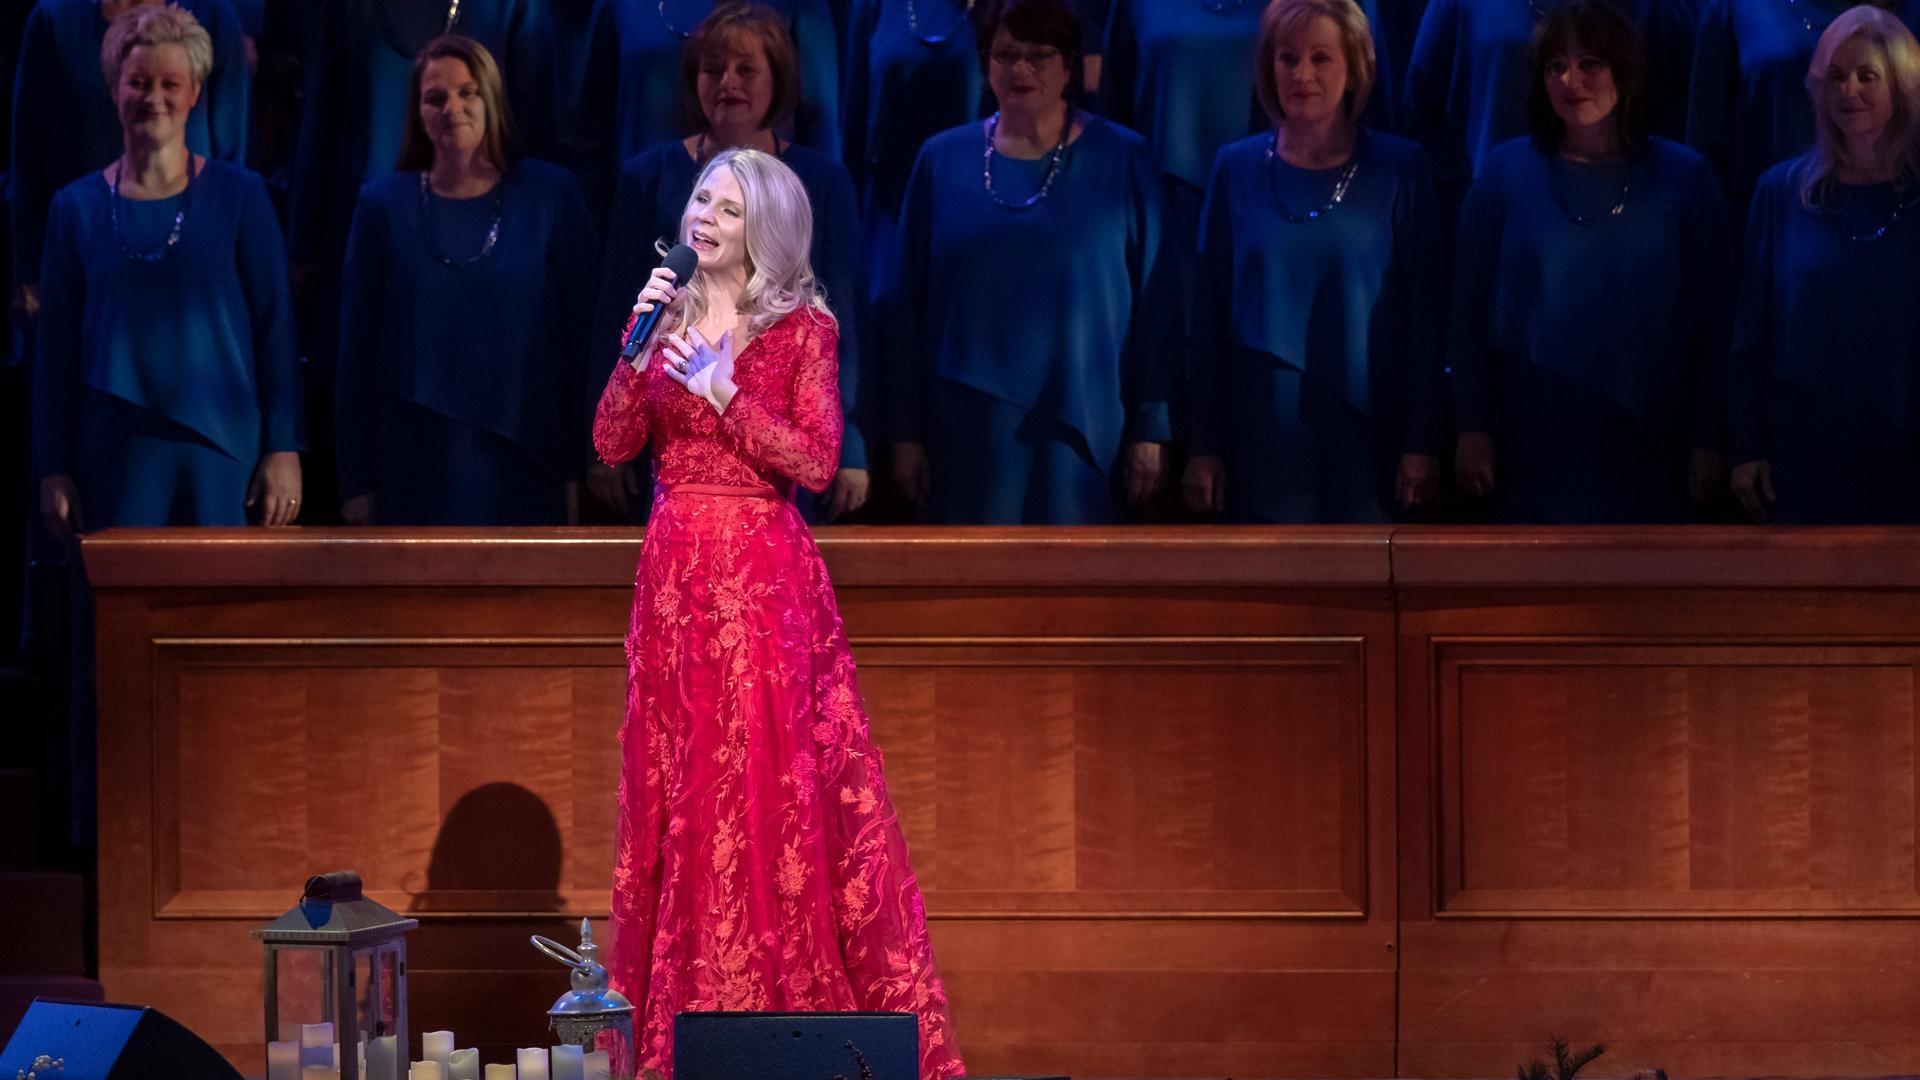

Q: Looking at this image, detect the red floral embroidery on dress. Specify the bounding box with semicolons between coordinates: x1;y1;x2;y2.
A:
592;311;965;1080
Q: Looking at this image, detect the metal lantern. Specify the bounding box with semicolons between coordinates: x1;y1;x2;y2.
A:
254;871;418;1080
533;918;636;1080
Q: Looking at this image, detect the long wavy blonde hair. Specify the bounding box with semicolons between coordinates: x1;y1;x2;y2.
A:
669;148;835;337
1796;4;1920;206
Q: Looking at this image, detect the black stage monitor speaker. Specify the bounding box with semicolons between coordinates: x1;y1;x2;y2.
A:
0;999;245;1080
674;1011;917;1080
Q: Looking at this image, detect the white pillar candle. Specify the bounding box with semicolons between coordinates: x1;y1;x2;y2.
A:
301;1024;335;1070
422;1031;456;1068
366;1035;399;1080
582;1050;611;1080
549;1045;583;1080
410;1062;445;1080
268;1040;301;1080
483;1066;517;1080
446;1049;480;1080
516;1047;550;1080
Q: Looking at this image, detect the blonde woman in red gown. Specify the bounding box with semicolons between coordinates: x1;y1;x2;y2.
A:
592;147;965;1080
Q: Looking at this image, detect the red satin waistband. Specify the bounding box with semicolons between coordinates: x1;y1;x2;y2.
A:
656;483;783;500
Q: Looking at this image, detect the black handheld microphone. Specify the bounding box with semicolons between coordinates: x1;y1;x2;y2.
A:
620;243;700;362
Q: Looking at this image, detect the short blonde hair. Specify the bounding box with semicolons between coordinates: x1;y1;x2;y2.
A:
674;148;835;338
1255;0;1377;125
1798;4;1920;204
101;4;214;90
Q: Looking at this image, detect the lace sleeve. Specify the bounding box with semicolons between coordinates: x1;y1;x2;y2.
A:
718;313;843;492
592;315;652;466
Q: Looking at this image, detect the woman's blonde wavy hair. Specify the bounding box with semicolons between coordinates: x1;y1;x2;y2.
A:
669;148;835;337
1796;4;1920;206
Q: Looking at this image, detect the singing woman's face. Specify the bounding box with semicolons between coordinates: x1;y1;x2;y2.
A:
114;43;201;149
697;36;776;133
683;164;750;278
419;56;489;162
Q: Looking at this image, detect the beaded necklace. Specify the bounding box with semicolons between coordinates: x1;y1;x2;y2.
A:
907;0;976;45
1265;132;1360;222
110;154;198;263
658;0;701;39
982;112;1070;210
1200;0;1251;13
1549;155;1631;225
418;171;505;268
1824;184;1920;242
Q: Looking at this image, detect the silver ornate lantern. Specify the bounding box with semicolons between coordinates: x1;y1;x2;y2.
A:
254;871;418;1080
532;919;636;1080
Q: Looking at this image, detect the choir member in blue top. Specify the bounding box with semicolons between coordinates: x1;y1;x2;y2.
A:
1688;0;1918;236
336;36;597;526
11;0;248;319
1451;0;1732;523
572;0;840;207
591;4;867;520
888;0;1174;524
289;0;555;282
1186;0;1445;523
1729;6;1920;523
36;5;301;534
1403;0;1547;204
840;0;985;309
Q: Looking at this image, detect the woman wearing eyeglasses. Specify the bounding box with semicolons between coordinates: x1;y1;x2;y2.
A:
1728;5;1920;523
1448;0;1732;523
1184;0;1445;523
886;0;1173;524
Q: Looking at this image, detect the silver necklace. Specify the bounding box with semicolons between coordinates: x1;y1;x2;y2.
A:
1783;0;1835;32
906;0;976;45
658;0;700;39
1200;0;1250;12
1550;155;1630;225
982;113;1069;210
418;171;504;268
444;0;461;31
110;154;197;262
1266;133;1359;222
1827;185;1920;242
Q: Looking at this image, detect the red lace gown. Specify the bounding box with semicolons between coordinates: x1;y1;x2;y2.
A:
591;309;965;1079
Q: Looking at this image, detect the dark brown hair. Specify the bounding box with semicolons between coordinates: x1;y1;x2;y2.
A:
972;0;1083;85
396;35;521;172
1525;0;1651;155
681;3;801;134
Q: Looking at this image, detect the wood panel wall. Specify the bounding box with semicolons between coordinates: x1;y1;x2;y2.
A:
84;528;1399;1078
82;527;1920;1078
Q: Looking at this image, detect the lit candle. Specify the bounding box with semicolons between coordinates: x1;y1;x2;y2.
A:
301;1024;335;1070
516;1047;550;1080
446;1049;480;1080
366;1035;399;1080
410;1062;445;1080
268;1040;301;1080
550;1045;583;1080
422;1031;456;1069
582;1050;611;1080
483;1066;516;1080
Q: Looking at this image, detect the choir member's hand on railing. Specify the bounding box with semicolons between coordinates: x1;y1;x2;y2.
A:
825;468;870;520
1454;432;1496;498
1688;448;1727;505
248;451;304;526
1124;442;1166;506
892;443;932;509
1730;460;1774;522
1183;455;1226;514
586;462;639;517
1397;453;1440;510
341;494;376;525
11;283;38;320
39;475;83;539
